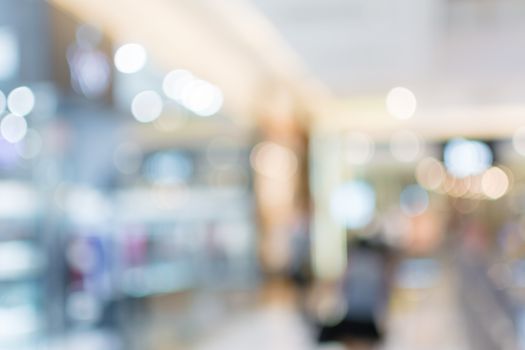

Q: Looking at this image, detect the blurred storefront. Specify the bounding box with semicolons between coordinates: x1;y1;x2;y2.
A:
2;0;525;350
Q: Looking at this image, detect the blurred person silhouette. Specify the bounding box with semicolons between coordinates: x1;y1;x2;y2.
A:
318;231;396;349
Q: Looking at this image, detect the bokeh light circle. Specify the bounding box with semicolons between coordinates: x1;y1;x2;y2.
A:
416;157;445;190
131;90;163;123
114;43;147;74
7;86;35;117
481;167;509;200
1;113;27;143
400;184;429;217
330;181;376;229
181;79;223;117
250;142;298;180
444;139;492;178
386;87;417;120
162;70;194;102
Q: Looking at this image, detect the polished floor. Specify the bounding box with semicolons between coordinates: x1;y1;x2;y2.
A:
32;254;525;350
140;260;469;350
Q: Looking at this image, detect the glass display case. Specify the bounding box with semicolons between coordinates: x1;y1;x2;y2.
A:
0;182;43;349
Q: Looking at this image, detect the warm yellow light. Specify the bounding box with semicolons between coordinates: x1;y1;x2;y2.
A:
448;177;471;198
416;157;445;191
250;142;297;180
481;167;509;200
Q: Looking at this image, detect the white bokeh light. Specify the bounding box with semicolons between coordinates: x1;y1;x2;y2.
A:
181;80;223;117
114;43;147;74
131;90;163;123
386;87;417;120
330;181;376;229
1;114;27;143
7;86;35;117
162;70;194;102
444;139;492;178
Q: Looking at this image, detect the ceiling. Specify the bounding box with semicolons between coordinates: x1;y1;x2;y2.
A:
251;0;525;99
249;0;525;138
50;0;525;139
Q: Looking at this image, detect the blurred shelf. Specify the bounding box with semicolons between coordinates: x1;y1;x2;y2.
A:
0;241;43;282
120;262;195;298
